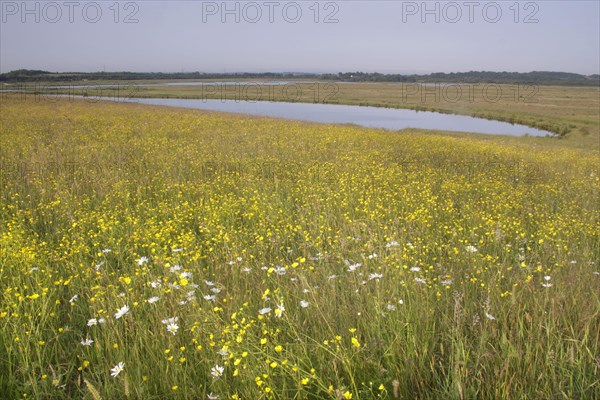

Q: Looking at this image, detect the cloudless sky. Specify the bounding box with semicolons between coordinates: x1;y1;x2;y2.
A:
1;0;599;74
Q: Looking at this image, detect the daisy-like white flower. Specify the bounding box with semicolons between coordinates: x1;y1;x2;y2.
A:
161;317;178;325
258;307;272;315
205;280;215;286
542;275;553;287
485;312;496;321
137;256;148;266
114;305;130;319
217;349;229;357
102;248;111;254
369;273;383;280
346;262;362;272
299;300;309;308
211;365;224;379
242;267;252;273
166;322;179;335
466;245;478;253
186;290;196;298
147;296;160;304
441;279;453;286
275;303;285;318
110;362;124;378
69;295;78;303
207;393;219;400
409;266;421;272
80;338;94;346
172;248;183;253
98;318;106;324
210;288;221;294
87;318;98;326
415;277;427;284
368;253;377;259
170;265;182;272
274;266;287;275
150;280;162;288
385;241;399;248
204;295;216;302
387;304;397;311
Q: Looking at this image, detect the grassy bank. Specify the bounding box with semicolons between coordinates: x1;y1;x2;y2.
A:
6;81;598;149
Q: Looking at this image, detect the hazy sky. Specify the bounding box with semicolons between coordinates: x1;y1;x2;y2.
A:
1;0;599;74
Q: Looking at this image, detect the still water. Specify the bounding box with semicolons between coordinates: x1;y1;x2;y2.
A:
124;97;553;137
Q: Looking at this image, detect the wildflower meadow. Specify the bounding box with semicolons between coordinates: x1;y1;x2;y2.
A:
0;97;598;399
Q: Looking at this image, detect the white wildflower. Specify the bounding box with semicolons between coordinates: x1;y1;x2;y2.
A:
166;322;179;335
110;362;124;378
114;305;130;319
211;365;224;379
137;256;148;265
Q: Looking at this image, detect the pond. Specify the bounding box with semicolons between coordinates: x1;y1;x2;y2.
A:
123;97;554;137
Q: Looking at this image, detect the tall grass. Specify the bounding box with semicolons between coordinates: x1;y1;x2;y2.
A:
0;97;598;399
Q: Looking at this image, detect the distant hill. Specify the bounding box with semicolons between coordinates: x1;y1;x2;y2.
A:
1;69;598;86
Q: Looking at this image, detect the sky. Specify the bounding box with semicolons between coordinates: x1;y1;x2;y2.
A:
1;0;599;75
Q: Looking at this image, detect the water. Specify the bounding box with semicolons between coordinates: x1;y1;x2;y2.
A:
121;97;554;137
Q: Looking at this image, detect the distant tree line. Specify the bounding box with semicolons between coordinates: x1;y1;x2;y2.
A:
1;69;598;86
0;70;318;83
324;71;600;86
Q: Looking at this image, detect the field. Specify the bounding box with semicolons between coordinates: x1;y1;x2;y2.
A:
19;81;600;149
0;95;599;399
